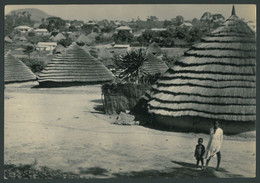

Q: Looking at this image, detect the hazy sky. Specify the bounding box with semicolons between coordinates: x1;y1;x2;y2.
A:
5;4;256;22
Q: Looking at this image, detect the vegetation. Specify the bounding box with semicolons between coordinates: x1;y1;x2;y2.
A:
21;58;46;73
118;49;147;83
4;163;81;179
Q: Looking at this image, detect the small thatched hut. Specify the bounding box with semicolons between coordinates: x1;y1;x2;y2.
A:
52;33;66;42
76;34;91;45
38;43;115;87
54;44;66;54
5;52;37;84
146;43;163;56
142;53;168;76
143;6;256;134
97;48;115;68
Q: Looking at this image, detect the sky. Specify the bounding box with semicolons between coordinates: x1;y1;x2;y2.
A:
5;4;256;22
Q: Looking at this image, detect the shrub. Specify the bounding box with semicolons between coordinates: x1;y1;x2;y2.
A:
21;58;46;73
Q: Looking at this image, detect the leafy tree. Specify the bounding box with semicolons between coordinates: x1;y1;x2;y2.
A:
39;24;48;29
68;25;77;32
46;17;66;32
119;49;147;83
176;15;184;26
113;30;133;43
23;45;34;59
58;38;72;47
81;24;94;34
27;31;35;37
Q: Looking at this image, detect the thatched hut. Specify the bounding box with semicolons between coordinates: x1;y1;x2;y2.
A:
38;43;115;87
143;7;256;134
97;48;115;68
142;53;168;76
54;44;66;54
146;43;163;56
5;52;37;84
52;33;66;42
76;34;91;45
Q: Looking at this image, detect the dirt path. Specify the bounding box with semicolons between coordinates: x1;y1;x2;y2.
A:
4;84;256;178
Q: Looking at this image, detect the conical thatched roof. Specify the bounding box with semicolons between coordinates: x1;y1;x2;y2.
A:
69;32;78;41
54;44;66;53
76;34;91;44
97;48;115;67
146;43;163;56
144;7;256;133
38;43;115;86
5;36;13;43
142;53;168;75
5;52;37;83
97;48;113;60
52;33;66;41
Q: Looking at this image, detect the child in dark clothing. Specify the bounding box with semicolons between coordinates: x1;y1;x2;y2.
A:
194;138;205;168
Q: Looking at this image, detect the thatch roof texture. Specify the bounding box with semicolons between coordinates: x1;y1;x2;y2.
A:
97;48;115;66
54;44;66;53
5;52;36;83
142;53;168;75
38;43;115;86
52;33;66;42
76;34;91;44
144;7;256;129
146;43;163;56
5;36;13;43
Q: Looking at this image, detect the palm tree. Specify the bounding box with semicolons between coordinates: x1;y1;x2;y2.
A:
119;49;147;83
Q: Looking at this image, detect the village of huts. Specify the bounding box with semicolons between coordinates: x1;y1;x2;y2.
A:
4;5;256;179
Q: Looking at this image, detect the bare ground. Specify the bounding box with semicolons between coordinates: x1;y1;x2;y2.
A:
4;83;256;178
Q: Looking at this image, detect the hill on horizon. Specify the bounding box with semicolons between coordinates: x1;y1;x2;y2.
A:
8;8;52;22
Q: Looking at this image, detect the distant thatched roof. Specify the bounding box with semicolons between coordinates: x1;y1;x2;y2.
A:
97;48;115;66
5;36;13;43
38;43;115;86
54;44;66;53
144;7;256;123
76;34;92;44
97;48;113;60
52;33;65;41
69;32;78;41
5;52;36;83
146;43;163;56
141;53;168;75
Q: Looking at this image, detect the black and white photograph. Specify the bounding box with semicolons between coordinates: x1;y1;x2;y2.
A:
3;3;257;179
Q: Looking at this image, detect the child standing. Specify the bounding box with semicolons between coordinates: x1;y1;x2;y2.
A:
194;138;205;169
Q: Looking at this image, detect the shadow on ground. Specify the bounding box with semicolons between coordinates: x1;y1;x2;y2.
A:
78;167;108;176
112;161;243;178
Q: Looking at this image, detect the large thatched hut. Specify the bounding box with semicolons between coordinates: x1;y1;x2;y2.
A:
38;43;115;87
5;52;36;84
143;7;256;134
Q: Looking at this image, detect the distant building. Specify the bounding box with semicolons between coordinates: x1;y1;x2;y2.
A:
151;28;167;32
14;25;33;34
86;20;97;25
116;26;132;33
113;44;131;51
36;42;57;51
34;29;49;36
180;22;193;28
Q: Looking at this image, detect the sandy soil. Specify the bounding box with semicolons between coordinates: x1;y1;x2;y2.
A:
4;83;256;178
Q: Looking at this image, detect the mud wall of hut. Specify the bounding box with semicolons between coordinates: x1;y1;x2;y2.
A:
102;83;151;114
